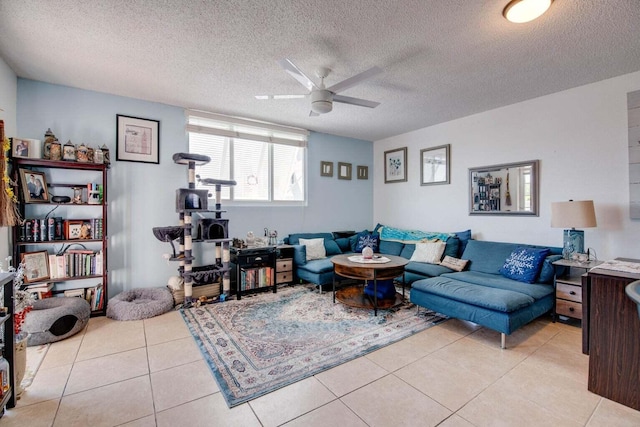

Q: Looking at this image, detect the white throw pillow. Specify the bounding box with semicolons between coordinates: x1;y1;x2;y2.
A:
410;241;446;264
299;238;326;261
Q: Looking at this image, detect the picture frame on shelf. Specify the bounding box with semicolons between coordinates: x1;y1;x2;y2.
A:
65;220;84;240
420;144;450;186
338;162;352;180
357;165;368;180
384;147;407;183
19;168;49;203
11;138;30;158
116;114;160;164
320;161;333;177
21;250;50;283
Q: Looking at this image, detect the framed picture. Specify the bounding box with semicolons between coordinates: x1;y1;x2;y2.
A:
420;144;450;186
320;161;333;177
21;250;50;283
19;169;49;203
12;138;30;158
116;114;160;164
357;165;369;180
338;162;352;180
384;147;407;183
65;220;84;240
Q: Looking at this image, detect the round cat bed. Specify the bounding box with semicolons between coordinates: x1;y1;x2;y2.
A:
24;297;91;347
106;287;174;321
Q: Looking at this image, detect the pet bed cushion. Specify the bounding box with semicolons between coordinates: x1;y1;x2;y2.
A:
24;297;91;346
107;287;174;321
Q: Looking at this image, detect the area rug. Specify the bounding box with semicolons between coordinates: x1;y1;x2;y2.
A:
19;343;49;397
180;284;446;407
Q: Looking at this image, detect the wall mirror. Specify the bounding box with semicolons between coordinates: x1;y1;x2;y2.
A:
469;160;539;216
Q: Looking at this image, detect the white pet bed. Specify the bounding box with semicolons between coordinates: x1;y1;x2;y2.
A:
24;297;91;346
107;287;174;321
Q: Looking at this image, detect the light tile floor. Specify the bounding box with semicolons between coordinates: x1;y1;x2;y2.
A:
3;306;640;426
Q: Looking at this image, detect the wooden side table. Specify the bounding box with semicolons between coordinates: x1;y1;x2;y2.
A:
552;259;602;322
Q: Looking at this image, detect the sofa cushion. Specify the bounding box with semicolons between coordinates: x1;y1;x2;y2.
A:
538;254;563;284
412;277;535;313
299;238;326;261
442;271;554;300
405;261;454;278
324;239;342;256
379;240;404;256
335;237;352;253
299;258;335;274
443;236;460;259
454;229;472;257
410;241;446;264
500;247;550;284
461;240;523;274
400;243;416;259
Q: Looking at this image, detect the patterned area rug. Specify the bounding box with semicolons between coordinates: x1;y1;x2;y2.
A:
181;284;446;407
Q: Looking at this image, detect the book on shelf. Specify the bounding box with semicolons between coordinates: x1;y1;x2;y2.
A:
26;282;53;299
64;288;85;298
47;249;103;279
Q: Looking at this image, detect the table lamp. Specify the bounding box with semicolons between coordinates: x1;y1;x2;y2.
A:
551;200;597;259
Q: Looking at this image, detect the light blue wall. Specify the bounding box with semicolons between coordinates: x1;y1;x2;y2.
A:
17;79;373;297
0;56;17;265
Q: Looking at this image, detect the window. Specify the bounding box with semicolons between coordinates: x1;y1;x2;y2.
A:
186;110;308;204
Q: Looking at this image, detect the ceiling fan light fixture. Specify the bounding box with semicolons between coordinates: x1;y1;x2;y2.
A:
503;0;553;23
311;89;333;114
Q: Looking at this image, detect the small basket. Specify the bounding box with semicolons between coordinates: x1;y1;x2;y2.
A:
170;281;222;305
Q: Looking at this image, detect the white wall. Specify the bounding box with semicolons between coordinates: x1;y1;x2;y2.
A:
0;56;17;268
16;79;373;297
374;70;640;261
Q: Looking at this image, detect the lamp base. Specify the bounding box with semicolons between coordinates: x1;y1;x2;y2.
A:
562;229;584;259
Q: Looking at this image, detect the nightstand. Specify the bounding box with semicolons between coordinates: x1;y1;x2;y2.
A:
276;245;294;286
552;258;602;322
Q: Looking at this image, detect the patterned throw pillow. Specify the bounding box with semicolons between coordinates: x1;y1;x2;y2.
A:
500;247;550;284
299;238;326;261
355;232;379;252
409;241;446;264
440;255;469;272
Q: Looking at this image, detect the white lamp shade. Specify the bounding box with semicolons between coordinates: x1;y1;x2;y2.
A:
551;200;597;229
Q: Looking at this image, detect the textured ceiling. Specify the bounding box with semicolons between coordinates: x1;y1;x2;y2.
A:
0;0;639;141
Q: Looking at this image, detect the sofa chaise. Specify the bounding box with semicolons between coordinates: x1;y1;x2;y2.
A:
410;240;562;348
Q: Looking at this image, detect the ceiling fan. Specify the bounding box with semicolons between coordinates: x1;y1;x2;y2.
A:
256;58;382;116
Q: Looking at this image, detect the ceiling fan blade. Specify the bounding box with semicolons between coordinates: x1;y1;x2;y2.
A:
309;110;320;117
277;59;319;91
333;94;380;109
327;66;382;94
255;94;306;100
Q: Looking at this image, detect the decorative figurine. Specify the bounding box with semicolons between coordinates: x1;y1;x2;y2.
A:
87;146;94;163
71;187;83;204
49;139;62;161
100;144;110;165
94;145;104;164
76;144;89;162
43;128;56;160
63;140;76;161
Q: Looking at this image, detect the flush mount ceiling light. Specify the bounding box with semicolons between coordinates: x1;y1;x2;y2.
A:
503;0;553;23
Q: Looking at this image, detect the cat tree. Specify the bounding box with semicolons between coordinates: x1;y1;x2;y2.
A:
152;152;236;305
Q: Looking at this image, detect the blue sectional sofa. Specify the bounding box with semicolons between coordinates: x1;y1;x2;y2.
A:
410;240;562;348
285;227;471;290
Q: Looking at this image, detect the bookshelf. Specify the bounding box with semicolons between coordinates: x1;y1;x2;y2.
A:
11;158;108;316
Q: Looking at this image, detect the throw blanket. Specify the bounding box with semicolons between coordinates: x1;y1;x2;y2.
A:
379;225;452;243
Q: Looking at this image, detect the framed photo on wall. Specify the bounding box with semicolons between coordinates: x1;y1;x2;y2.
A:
420;144;450;185
357;166;368;180
19;169;49;203
21;250;50;283
384;147;407;183
320;161;333;177
116;114;160;164
338;162;352;180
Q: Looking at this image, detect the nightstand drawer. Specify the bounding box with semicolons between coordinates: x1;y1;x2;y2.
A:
276;271;292;284
556;299;582;319
276;259;292;272
556;282;582;303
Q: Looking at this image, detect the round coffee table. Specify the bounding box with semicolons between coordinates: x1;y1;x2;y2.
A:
331;254;408;315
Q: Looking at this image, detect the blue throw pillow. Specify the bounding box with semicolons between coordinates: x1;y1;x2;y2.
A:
500;247;551;284
355;232;379;252
324;239;342;256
